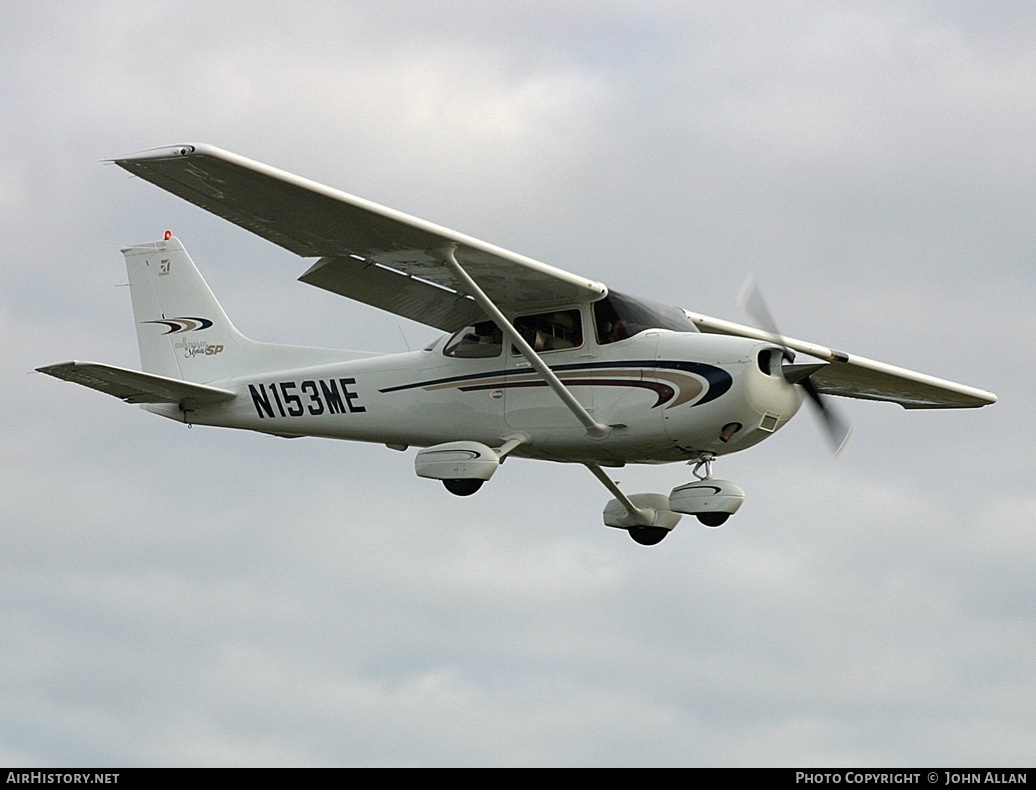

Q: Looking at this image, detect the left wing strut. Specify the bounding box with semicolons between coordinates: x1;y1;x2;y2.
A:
436;246;612;440
585;462;654;525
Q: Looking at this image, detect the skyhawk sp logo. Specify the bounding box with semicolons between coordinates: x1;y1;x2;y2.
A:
143;317;214;334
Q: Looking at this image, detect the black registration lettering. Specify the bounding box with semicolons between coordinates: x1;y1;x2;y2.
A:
320;379;345;414
340;377;367;413
249;384;275;419
301;380;324;415
269;382;286;417
250;378;365;419
280;382;304;417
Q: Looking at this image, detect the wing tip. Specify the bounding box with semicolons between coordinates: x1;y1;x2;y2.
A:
108;142;223;165
35;360;82;375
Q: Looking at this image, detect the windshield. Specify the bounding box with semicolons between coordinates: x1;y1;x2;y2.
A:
593;291;698;344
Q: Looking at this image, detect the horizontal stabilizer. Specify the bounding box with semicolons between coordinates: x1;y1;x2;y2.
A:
36;361;236;406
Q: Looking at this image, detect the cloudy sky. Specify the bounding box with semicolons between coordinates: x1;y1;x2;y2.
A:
3;1;1033;767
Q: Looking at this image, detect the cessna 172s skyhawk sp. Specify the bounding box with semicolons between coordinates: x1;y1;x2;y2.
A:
38;145;996;545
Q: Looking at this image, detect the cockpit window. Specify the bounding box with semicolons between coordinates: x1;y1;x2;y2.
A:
443;320;503;358
593;290;698;344
511;309;583;354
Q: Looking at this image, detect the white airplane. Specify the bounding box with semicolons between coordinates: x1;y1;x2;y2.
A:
38;144;996;545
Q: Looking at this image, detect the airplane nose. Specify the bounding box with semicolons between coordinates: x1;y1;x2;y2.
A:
744;346;804;432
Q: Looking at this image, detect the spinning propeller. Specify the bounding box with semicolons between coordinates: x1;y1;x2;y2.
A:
738;276;853;455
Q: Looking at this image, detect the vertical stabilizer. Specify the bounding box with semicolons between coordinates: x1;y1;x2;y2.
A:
124;236;249;383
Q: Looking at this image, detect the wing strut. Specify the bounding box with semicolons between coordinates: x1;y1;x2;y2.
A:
584;462;654;525
437;246;612;440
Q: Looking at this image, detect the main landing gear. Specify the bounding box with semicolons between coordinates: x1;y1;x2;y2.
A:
442;478;484;496
415;437;527;498
627;526;670;546
597;454;747;546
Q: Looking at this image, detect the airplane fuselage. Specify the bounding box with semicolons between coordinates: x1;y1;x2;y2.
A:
152;328;804;465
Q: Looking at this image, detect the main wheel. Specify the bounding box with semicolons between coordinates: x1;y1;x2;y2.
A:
696;512;730;527
628;526;669;545
443;478;484;496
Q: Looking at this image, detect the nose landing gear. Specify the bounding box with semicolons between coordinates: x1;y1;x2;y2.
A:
668;454;745;528
696;511;731;527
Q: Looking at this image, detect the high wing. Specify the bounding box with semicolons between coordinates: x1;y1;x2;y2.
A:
685;311;996;409
112;144;605;331
36;361;236;406
111;144;994;411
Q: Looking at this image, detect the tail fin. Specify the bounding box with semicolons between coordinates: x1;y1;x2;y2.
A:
124;236;251;383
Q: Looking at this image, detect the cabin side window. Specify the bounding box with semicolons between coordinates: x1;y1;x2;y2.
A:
443;320;503;358
511;309;583;354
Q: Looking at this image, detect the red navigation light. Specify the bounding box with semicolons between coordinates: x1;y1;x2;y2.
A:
164;230;172;241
